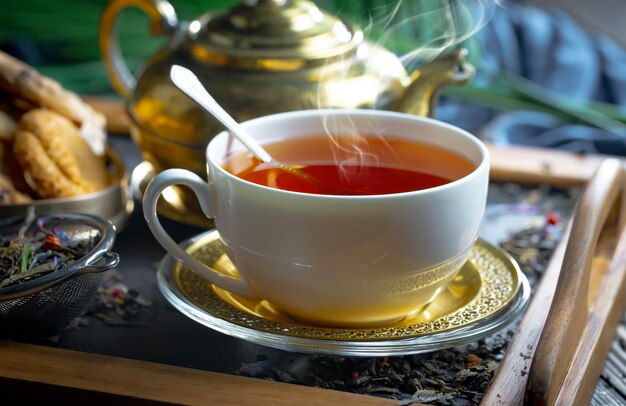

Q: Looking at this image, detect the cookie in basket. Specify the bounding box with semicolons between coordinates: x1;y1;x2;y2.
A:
0;50;106;156
0;173;31;204
13;109;110;199
0;109;16;142
0;110;36;200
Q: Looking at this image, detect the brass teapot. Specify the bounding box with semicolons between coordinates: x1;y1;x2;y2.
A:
100;0;474;225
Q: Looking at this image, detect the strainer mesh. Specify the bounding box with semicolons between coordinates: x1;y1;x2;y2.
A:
0;272;104;336
0;213;116;337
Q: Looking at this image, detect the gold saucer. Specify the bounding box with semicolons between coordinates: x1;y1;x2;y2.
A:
167;231;525;343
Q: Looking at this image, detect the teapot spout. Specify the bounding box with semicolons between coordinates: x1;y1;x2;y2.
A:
395;48;474;117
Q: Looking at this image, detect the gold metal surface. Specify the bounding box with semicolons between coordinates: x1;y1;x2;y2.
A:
192;0;361;68
173;232;521;341
101;0;475;225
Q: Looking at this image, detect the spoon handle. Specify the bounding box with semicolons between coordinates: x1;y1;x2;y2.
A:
170;65;273;163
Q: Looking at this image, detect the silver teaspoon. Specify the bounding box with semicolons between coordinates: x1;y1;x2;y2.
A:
170;64;333;193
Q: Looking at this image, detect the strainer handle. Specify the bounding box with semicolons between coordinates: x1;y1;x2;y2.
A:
81;252;120;273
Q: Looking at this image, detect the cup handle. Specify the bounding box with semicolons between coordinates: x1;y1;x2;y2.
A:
143;169;260;300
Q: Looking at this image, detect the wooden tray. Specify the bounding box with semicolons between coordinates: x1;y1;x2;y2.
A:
484;158;626;404
1;102;625;405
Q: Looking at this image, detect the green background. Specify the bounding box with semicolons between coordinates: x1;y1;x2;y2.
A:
0;0;481;94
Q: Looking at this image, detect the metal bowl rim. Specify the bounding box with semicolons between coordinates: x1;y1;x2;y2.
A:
0;147;127;208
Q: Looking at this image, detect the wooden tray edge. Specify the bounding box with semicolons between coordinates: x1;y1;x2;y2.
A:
0;341;397;405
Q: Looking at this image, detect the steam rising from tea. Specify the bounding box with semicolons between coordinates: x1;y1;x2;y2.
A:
223;1;495;193
223;135;475;195
315;0;498;176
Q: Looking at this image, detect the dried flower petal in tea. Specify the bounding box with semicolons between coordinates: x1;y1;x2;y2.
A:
0;209;90;288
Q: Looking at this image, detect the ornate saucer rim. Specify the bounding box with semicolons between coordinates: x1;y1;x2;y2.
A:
157;230;530;356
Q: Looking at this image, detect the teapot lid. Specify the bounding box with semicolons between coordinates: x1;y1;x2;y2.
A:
191;0;362;70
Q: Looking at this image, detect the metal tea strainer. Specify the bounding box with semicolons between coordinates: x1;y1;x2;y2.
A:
0;213;119;337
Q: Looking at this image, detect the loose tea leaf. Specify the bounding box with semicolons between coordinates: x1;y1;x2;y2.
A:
70;270;152;328
0;210;89;288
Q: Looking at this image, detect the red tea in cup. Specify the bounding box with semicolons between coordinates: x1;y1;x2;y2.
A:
223;134;475;195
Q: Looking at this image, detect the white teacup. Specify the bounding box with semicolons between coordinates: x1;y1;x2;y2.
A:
144;109;489;327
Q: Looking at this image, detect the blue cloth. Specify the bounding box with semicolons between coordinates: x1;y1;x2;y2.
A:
436;5;626;155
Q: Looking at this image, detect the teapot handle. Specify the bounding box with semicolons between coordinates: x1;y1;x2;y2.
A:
99;0;178;98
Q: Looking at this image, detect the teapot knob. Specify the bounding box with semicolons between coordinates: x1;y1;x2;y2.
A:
100;0;178;98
